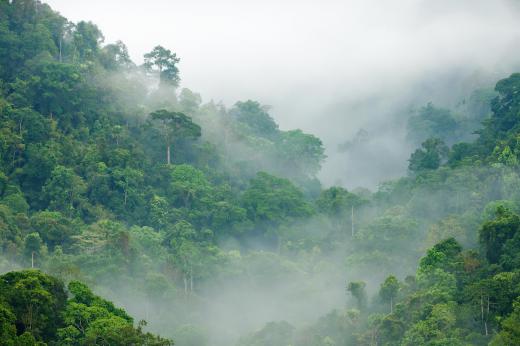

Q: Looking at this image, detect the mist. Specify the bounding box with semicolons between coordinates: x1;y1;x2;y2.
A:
3;1;520;345
45;0;520;188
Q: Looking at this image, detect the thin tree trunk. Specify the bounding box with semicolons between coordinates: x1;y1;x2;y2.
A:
351;205;355;237
31;251;34;268
481;292;484;333
390;297;393;313
167;144;171;165
485;296;490;336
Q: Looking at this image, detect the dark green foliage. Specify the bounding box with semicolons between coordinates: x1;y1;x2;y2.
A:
3;1;520;345
241;172;313;226
144;45;180;86
0;270;171;345
408;137;449;173
0;269;66;342
479;206;520;264
489;73;520;135
347;281;367;310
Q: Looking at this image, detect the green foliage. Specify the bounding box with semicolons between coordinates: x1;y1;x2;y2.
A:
490;297;520;346
479;206;520;264
407;103;458;145
347;281;367;310
144;45;180;86
408;137;449;173
231;100;279;139
241;172;313;227
0;270;171;345
149;109;201;164
379;275;400;312
3;2;520;346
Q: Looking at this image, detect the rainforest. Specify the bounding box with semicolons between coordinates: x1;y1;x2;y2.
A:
2;0;520;345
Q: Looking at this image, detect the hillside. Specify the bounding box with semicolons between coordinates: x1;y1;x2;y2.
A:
2;1;520;345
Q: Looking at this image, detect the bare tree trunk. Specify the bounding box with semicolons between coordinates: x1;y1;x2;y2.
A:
183;275;188;296
167;144;171;165
481;292;484;333
485;296;490;336
390;297;393;313
351;205;355;237
59;37;62;62
31;251;34;268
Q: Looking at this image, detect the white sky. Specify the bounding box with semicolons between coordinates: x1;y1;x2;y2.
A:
44;0;520;187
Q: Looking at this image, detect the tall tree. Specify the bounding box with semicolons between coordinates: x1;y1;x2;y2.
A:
149;109;201;165
144;45;180;86
347;281;367;310
379;275;400;313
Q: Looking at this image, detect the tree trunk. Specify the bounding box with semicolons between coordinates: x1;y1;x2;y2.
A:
485;296;490;336
390;297;393;313
31;251;35;268
351;205;355;237
481;292;484;333
167;144;171;165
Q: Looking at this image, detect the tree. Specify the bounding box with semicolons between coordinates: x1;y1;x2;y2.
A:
408;137;449;173
0;270;67;342
23;233;43;268
276;129;326;178
489;73;520;135
112;167;144;208
100;40;132;70
316;187;365;236
144;45;180;86
30;211;74;250
179;88;202;114
163;221;207;295
479;206;520;264
490;297;520;346
347;281;367;310
407;103;458;145
42;165;86;216
72;21;104;62
379;275;400;313
149;109;201;165
230;100;279;138
241;172;313;231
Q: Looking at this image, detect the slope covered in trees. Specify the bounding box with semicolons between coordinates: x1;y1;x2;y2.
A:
0;269;171;345
2;1;520;345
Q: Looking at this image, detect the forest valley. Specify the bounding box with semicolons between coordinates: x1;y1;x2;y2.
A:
2;1;520;345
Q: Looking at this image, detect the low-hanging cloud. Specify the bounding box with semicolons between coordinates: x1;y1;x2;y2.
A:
46;0;520;188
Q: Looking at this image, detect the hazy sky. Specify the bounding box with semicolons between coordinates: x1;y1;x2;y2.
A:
45;0;520;187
